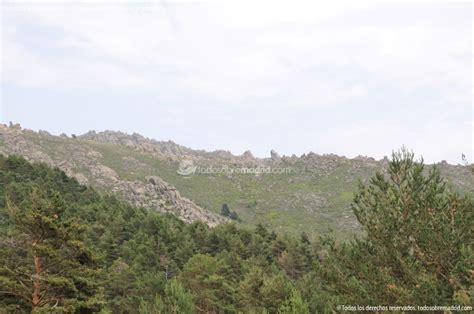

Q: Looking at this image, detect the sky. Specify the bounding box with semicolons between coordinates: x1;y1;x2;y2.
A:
0;0;472;163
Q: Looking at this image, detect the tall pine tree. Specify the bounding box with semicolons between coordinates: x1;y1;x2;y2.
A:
0;186;103;312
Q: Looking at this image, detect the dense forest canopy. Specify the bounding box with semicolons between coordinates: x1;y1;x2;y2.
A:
0;152;472;313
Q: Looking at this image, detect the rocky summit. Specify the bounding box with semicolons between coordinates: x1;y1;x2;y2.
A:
1;123;472;239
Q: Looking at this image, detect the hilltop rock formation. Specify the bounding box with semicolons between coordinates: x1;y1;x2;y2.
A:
270;149;281;162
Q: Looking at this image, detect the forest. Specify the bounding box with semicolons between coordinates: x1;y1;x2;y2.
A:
0;151;472;313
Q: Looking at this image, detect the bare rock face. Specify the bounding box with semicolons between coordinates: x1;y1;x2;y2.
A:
109;175;226;227
148;176;181;204
58;160;89;185
79;130;271;168
146;176;226;226
270;149;281;162
0;128;54;165
239;150;261;166
78;130;192;162
8;122;22;130
302;153;341;176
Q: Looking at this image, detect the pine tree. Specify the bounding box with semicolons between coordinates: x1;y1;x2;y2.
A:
0;186;103;312
278;288;310;314
264;273;294;311
180;254;236;313
237;266;265;311
138;279;194;314
163;279;194;314
277;247;305;279
221;203;230;217
316;149;474;306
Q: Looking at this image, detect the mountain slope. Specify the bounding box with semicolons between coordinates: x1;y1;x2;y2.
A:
1;123;472;239
0;124;226;227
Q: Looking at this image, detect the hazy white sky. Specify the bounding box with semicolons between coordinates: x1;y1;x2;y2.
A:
1;0;472;163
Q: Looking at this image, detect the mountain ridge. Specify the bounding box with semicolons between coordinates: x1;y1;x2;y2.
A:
4;122;466;165
1;122;472;239
0;123;227;226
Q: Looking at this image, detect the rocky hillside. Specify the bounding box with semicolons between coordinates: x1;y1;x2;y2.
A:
0;123;226;227
1;123;472;239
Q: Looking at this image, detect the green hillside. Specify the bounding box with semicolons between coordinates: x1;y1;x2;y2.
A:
1;126;473;240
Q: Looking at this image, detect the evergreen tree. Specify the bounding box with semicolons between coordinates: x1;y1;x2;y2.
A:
164;279;194;314
237;266;265;311
229;211;239;220
180;254;236;313
316;149;474;306
0;186;103;312
221;203;230;217
278;288;310;314
138;279;194;314
277;246;305;279
260;272;293;312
